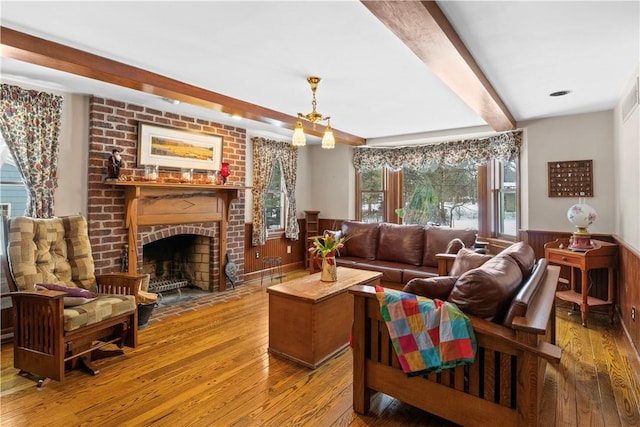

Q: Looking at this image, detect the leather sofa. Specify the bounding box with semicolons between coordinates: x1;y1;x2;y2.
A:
335;221;478;289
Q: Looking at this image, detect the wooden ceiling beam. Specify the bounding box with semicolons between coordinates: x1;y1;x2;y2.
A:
362;1;516;132
0;26;365;146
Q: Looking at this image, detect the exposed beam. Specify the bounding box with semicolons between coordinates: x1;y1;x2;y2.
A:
0;27;365;146
362;1;516;132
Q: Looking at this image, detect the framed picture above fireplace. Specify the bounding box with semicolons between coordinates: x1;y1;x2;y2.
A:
137;122;223;171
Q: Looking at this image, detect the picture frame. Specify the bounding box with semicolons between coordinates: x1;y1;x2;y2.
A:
137;122;223;171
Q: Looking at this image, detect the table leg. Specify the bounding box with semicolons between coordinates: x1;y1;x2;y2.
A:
580;268;588;327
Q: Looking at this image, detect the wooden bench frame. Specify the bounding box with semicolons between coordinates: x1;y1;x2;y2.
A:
349;264;561;427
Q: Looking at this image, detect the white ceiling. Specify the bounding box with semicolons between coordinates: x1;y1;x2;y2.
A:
1;1;638;146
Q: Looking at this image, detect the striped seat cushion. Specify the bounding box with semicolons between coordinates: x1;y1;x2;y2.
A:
63;294;136;332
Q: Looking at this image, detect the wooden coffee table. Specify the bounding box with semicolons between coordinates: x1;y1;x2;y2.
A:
267;267;382;369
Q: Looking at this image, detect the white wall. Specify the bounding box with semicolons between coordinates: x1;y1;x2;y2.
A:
614;65;640;251
519;111;616;235
305;143;355;221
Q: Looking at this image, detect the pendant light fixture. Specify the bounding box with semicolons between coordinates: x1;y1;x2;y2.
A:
293;76;335;149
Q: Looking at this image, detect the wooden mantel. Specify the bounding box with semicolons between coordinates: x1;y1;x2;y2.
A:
112;181;244;291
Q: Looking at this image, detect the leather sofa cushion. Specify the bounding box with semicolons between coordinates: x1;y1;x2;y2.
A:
423;227;477;267
341;221;380;260
499;241;536;276
403;276;458;301
401;266;439;283
449;248;493;277
448;252;523;321
376;223;424;266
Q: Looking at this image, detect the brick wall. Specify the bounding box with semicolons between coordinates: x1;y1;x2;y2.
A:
87;97;246;291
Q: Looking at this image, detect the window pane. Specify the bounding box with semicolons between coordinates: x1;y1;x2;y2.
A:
401;163;478;229
0;136;28;217
499;190;517;235
361;191;384;223
359;168;384;222
498;160;517;236
265;161;284;230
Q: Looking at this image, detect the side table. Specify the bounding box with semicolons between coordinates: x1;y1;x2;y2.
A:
544;239;618;327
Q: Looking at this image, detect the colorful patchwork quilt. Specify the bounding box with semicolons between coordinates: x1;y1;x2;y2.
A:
375;285;476;376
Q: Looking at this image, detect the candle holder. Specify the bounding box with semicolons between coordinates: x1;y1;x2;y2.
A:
180;168;193;183
144;165;159;181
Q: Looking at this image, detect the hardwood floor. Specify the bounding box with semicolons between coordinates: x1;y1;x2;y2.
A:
2;271;639;426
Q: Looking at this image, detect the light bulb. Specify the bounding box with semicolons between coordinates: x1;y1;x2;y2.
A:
321;125;335;149
292;121;306;146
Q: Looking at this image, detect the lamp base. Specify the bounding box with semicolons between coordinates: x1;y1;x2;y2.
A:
569;233;594;251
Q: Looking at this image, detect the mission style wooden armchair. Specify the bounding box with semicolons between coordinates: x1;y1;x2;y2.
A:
1;215;145;387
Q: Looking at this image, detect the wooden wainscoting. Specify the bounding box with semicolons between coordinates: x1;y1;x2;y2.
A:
615;237;640;355
243;220;306;281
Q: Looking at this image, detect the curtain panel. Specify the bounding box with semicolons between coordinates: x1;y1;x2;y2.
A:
0;84;63;218
251;137;299;246
353;130;523;172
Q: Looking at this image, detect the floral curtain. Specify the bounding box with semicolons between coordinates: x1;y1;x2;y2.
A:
353;130;522;172
0;84;63;218
251;137;299;246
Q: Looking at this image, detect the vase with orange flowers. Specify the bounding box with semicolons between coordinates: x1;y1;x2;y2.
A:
308;232;348;282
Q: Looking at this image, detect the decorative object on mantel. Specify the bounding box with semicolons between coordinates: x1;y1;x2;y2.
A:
292;76;336;149
220;162;230;184
180;168;193;183
567;199;597;251
107;148;124;178
137;122;223;171
309;232;348;282
144;164;159;181
548;159;593;197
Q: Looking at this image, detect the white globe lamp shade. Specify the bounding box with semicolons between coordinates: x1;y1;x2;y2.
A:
567;203;597;234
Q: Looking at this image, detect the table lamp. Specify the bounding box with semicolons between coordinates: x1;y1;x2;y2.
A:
567;200;597;251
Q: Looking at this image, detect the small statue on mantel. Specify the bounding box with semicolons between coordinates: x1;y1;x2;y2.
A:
107;148;124;179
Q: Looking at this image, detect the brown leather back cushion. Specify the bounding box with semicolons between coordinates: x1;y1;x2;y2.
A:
499;241;536;276
423;227;477;267
376;223;425;266
449;248;493;277
340;221;380;260
448;253;523;321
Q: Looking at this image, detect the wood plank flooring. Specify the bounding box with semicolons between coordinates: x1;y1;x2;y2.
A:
1;271;639;426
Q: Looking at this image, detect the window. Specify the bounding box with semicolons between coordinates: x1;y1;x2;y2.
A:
494;159;517;237
357;160;517;237
401;163;478;228
264;160;286;230
0;136;28;217
357;168;385;223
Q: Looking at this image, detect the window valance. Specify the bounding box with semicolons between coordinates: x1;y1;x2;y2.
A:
353;130;522;172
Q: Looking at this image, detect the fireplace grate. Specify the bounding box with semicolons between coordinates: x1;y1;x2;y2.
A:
148;278;189;296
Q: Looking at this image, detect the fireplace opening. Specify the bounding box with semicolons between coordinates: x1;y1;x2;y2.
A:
142;234;212;294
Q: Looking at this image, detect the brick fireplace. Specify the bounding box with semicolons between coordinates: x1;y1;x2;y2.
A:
86;96;247;292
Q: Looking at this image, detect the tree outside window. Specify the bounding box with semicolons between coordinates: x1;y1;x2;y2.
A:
401;163;478;228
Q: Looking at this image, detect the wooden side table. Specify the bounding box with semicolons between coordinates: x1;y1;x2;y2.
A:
544;239;618;327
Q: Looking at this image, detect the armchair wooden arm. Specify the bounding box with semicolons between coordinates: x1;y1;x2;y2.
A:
96;273;146;296
435;253;457;276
